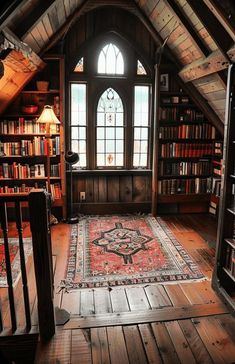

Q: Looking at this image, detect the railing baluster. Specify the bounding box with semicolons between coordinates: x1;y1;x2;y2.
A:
15;201;31;333
0;203;17;332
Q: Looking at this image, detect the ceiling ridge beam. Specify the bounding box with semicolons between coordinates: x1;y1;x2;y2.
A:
164;0;210;57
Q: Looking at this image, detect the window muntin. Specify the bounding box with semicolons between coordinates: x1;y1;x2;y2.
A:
71;83;87;167
96;88;124;167
98;43;124;75
133;85;149;167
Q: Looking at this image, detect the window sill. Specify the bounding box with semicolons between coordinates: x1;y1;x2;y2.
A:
68;169;152;176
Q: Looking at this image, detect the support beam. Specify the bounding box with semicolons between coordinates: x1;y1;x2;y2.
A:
0;28;44;71
0;0;27;28
179;49;232;83
165;0;210;57
187;0;233;57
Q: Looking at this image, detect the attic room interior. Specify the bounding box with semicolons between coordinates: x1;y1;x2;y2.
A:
1;0;235;363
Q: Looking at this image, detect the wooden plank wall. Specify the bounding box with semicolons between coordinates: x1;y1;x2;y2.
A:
73;174;152;205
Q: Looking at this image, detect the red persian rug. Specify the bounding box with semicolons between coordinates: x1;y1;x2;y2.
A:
0;238;32;287
62;215;205;290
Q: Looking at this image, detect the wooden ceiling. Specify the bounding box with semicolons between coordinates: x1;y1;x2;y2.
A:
1;0;235;133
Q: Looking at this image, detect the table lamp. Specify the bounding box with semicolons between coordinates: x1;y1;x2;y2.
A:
37;105;60;192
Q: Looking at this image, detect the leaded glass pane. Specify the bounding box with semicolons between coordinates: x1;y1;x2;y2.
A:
70;83;87;167
74;57;84;72
98;43;124;75
97;127;105;139
137;60;147;75
96;88;124;167
133;85;149;168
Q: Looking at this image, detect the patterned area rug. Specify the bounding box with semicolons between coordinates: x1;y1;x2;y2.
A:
0;238;32;287
62;215;205;290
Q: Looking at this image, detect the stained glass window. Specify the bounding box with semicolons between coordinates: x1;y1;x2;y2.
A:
74;57;84;72
133;86;149;167
70;83;87;167
98;44;124;74
96;88;124;167
137;60;147;75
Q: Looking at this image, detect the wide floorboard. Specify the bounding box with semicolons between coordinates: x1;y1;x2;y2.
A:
2;214;235;363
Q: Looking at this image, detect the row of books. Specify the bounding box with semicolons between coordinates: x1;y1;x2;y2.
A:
160;143;213;158
0;118;60;134
0;163;60;179
0;182;62;200
158;159;211;176
224;243;235;278
211;177;221;196
159;123;216;140
0;118;44;134
0;136;60;156
160;107;204;122
214;141;223;155
213;159;223;176
158;177;211;195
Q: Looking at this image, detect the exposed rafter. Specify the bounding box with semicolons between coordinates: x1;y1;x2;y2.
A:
0;28;44;71
203;0;235;42
164;0;210;57
13;0;57;39
187;0;233;59
0;0;27;28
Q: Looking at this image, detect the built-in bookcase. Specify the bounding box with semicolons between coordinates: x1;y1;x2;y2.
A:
157;75;220;212
0;55;65;218
213;64;235;311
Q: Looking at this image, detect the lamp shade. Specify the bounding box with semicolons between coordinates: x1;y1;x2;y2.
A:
37;105;60;124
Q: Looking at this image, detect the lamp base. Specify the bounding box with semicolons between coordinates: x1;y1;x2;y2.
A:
67;216;79;224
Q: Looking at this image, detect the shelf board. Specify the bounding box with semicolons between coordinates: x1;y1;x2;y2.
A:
223;267;235;283
159;156;212;161
159;174;211;179
227;207;235;216
224;239;235;249
157;193;210;203
21;90;60;94
159;138;215;142
0;177;47;181
0;155;59;158
0;133;60;137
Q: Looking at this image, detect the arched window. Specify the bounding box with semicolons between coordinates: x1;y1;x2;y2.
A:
98;43;124;74
69;36;152;170
96;88;124;167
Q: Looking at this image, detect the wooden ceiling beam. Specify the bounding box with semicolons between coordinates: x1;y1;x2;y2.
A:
14;0;57;38
178;49;233;83
0;0;27;28
187;0;233;58
203;0;235;42
0;28;44;71
133;1;223;134
164;0;210;57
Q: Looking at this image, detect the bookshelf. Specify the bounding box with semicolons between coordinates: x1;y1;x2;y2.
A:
209;140;223;216
0;55;65;219
157;79;218;212
212;64;235;311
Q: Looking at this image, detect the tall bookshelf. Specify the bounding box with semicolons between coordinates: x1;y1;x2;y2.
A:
213;64;235;311
0;55;65;219
157;74;219;213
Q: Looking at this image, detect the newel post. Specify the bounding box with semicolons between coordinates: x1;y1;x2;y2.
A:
28;190;55;340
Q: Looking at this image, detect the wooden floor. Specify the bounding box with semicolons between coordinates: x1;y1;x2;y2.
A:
2;214;235;363
34;214;235;364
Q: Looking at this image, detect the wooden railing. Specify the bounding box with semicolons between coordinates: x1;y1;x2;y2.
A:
0;190;55;341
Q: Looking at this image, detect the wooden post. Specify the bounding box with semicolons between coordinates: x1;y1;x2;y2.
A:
151;55;161;216
28;190;55;340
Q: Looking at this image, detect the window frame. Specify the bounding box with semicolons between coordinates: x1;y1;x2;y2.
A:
68;33;153;171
